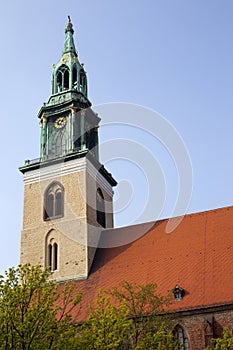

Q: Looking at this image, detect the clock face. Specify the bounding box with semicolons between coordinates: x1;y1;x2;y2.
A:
54;116;67;129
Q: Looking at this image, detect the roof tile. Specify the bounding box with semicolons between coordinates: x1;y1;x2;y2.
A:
67;206;233;321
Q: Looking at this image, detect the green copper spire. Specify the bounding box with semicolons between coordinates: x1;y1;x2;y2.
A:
63;16;77;57
49;17;89;97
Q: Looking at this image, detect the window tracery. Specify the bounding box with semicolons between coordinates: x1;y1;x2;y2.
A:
44;182;64;220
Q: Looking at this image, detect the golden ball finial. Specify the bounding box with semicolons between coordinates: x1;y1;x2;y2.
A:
65;15;74;33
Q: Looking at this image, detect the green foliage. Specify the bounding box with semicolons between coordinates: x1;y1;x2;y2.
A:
206;327;233;349
110;281;172;317
109;281;177;349
0;265;179;350
135;323;178;350
80;281;178;349
79;289;132;349
0;264;81;350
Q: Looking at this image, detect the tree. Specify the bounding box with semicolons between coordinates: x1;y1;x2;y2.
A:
78;289;133;349
206;328;233;350
0;265;179;349
80;281;178;349
109;281;178;349
0;264;82;350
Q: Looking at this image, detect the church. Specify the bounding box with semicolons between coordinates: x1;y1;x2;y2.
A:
19;18;233;349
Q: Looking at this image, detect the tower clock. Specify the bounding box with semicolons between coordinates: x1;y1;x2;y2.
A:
19;17;117;282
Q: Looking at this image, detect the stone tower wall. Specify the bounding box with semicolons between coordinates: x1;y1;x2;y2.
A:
20;157;115;281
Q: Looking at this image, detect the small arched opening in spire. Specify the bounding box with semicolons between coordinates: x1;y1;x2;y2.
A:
57;71;62;92
72;66;77;89
56;65;70;92
79;69;87;95
64;69;69;90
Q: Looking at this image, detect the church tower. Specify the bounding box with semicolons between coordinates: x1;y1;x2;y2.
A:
19;17;117;282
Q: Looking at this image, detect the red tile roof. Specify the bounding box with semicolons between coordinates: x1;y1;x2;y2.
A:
69;206;233;322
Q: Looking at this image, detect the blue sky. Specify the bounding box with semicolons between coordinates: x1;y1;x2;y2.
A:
0;0;233;273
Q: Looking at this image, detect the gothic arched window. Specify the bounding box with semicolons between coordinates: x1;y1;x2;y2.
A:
174;325;190;350
96;188;106;228
44;182;64;220
47;239;58;271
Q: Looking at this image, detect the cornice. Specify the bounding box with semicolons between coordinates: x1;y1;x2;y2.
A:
23;157;114;197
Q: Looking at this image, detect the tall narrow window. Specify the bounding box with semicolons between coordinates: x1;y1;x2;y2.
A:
96;188;106;228
44;182;64;220
53;243;58;270
174;325;189;350
48;244;52;268
46;240;58;271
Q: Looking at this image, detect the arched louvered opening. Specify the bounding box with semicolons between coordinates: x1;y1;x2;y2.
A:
96;188;106;228
72;66;77;89
79;69;87;95
64;69;69;90
56;65;70;92
44;182;64;220
57;71;62;92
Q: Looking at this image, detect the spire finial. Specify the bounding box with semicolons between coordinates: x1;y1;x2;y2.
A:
65;15;74;34
63;16;77;56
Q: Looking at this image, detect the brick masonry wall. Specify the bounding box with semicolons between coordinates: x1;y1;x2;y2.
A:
175;307;233;349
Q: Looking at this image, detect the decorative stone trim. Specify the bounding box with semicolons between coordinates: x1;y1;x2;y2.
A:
23;157;114;197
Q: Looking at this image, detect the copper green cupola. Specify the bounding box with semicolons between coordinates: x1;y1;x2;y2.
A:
52;17;87;97
51;16;88;97
19;15;118;205
33;17;100;163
